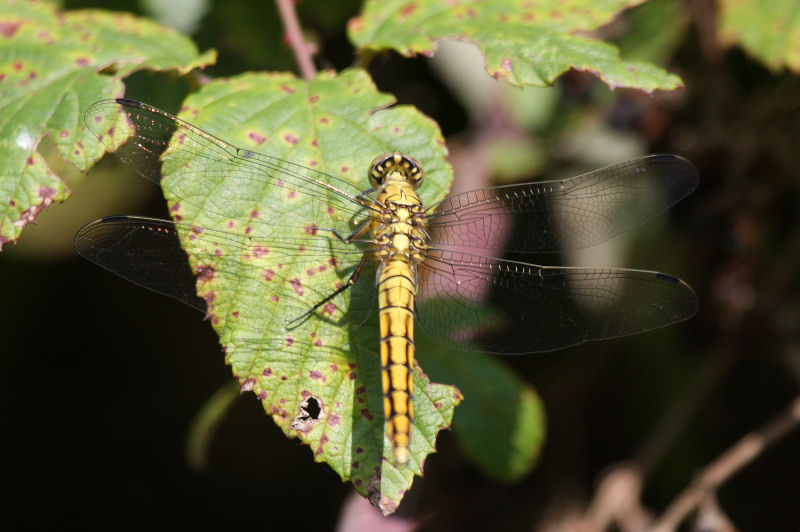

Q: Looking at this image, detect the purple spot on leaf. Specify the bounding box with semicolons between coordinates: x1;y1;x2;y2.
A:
289;277;304;295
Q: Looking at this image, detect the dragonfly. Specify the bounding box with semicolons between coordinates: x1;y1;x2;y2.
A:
77;98;699;465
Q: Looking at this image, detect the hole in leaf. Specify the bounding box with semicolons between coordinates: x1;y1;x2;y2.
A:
290;395;323;434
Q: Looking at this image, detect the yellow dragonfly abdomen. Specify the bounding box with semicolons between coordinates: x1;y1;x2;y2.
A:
369;153;427;464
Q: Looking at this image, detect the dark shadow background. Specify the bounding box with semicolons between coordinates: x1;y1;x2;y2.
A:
2;0;800;530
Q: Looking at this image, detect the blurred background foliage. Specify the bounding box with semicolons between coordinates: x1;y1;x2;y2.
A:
2;0;800;530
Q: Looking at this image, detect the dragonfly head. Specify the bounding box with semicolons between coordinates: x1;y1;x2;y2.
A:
368;152;424;190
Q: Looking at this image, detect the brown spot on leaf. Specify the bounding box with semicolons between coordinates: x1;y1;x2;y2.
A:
263;368;273;377
309;370;325;382
241;378;256;392
252;245;269;258
399;2;417;18
286;337;294;346
262;269;274;281
0;21;22;37
289;277;304;295
284;133;298;145
196;265;215;281
248;131;265;144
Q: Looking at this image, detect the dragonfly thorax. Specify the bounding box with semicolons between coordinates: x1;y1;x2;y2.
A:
369;152;424;189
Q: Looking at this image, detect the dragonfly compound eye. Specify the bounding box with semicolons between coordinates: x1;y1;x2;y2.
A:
368;152;424;189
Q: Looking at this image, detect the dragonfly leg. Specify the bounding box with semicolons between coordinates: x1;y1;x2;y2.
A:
326;217;372;244
285;253;370;327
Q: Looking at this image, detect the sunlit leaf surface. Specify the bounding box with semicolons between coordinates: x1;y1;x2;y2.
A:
349;0;683;92
0;0;215;248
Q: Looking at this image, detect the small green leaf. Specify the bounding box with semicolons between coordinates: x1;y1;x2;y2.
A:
106;69;458;513
348;0;683;92
616;0;690;66
718;0;800;73
417;300;545;482
0;0;215;248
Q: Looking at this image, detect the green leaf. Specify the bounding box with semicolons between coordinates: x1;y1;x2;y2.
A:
718;0;800;73
0;0;215;249
616;0;690;66
417;300;545;481
348;0;683;92
96;69;458;513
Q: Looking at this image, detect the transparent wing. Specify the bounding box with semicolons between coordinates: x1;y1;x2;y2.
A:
416;249;698;353
84;99;375;239
427;155;698;253
75;216;376;327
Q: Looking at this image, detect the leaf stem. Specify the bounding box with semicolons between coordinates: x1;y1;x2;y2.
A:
275;0;317;80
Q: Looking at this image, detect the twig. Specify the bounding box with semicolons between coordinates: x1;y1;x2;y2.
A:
651;395;800;531
635;342;736;474
275;0;317;80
